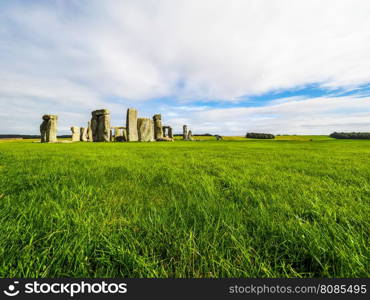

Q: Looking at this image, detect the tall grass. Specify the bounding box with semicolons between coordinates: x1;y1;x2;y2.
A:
0;138;368;277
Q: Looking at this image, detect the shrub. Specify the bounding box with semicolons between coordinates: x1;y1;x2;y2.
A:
329;132;370;140
246;132;275;139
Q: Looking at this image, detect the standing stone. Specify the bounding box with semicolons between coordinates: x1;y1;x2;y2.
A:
122;127;128;142
40;115;58;143
80;127;88;141
87;121;93;142
126;108;138;142
183;125;188;140
150;120;155;141
98;112;111;142
187;130;193;141
110;129;114;141
91;109;111;142
91;114;99;141
70;126;80;142
113;127;124;142
153;114;163;140
168;127;173;139
137;118;154;142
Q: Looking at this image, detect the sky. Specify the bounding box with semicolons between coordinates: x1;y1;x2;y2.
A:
1;0;370;135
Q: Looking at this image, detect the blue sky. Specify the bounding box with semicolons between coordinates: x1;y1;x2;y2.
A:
1;0;370;135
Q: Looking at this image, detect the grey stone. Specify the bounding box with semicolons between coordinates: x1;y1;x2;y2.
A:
153;114;163;140
70;126;80;142
111;126;127;142
40;115;58;143
150;120;155;141
126;108;138;142
156;137;174;142
137;118;154;142
168;127;173;139
183;125;188;140
162;126;173;139
91;109;111;142
80;127;88;141
110;129;114;141
187;130;193;140
87;121;93;142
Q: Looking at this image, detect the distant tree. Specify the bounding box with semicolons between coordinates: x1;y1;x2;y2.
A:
246;132;275;139
329;132;370;139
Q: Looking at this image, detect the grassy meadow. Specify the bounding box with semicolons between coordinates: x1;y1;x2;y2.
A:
0;136;369;277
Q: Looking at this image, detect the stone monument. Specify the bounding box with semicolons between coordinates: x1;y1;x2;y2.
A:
40;115;58;143
126;108;138;142
87;121;93;142
91;109;111;142
137;118;154;142
80;127;88;141
183;125;188;140
70;126;80;142
153;114;163;140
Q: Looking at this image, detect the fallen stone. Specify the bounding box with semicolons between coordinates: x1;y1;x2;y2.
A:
156;137;174;142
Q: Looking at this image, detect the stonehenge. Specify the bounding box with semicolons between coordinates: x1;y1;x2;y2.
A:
91;109;111;142
40;115;58;143
42;107;183;143
70;126;80;142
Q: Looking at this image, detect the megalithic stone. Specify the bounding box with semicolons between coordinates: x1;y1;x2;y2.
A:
122;127;128;142
153;114;163;140
40;115;58;143
113;127;123;142
110;129;114;142
126;108;138;142
91;114;98;141
80;127;88;142
150;120;155;141
91;109;111;142
87;121;93;142
183;125;188;140
99;112;111;142
168;127;173;139
187;130;193;141
137;118;153;142
71;126;80;142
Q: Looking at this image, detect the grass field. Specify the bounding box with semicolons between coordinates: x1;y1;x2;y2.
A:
0;137;369;277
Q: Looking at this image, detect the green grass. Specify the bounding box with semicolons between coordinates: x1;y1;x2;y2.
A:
0;137;369;278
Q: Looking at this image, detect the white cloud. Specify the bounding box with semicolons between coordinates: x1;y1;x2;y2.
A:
165;96;370;135
0;0;370;134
